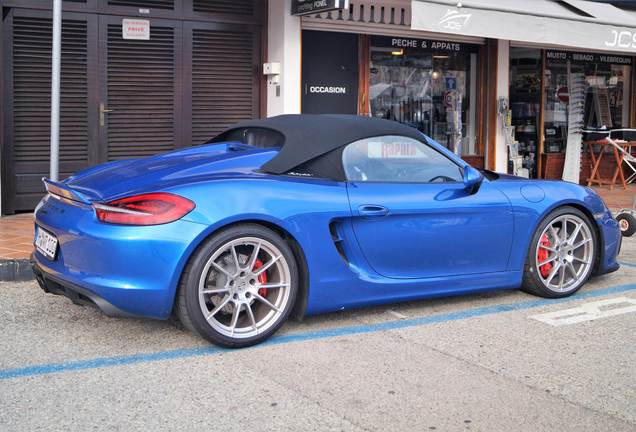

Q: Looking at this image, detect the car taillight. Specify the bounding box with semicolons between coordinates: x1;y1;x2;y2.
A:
93;192;195;225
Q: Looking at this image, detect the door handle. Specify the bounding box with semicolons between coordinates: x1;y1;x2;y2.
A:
99;103;113;127
358;205;389;218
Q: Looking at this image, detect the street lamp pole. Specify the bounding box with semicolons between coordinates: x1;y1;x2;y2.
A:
50;0;62;181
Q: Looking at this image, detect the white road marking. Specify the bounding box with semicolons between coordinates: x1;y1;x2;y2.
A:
530;297;636;326
386;309;408;320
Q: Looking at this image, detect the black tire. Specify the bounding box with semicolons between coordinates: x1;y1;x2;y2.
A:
176;223;298;348
616;213;636;237
521;206;597;298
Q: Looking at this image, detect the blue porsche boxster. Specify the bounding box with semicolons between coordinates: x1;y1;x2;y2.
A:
32;114;621;347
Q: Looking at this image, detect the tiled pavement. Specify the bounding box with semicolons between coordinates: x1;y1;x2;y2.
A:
0;184;634;262
0;213;34;260
597;184;636;210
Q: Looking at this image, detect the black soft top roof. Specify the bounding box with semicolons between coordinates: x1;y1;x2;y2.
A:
212;114;426;180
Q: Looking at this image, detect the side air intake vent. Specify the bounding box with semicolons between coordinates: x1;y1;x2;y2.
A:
329;222;350;264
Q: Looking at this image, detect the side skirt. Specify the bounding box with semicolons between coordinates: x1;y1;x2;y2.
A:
305;271;524;315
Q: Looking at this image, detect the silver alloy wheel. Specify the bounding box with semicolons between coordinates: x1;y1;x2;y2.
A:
197;237;291;339
535;214;594;293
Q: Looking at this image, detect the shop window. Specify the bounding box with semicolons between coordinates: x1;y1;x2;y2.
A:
342;135;462;183
509;48;632;180
545;53;632;136
368;36;479;155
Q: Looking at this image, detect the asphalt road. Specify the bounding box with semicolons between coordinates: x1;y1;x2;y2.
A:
1;238;635;431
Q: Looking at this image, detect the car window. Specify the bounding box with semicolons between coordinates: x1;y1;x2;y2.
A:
221;127;284;148
342;135;463;183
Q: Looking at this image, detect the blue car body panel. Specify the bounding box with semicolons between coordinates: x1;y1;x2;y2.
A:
32;140;621;320
346;181;514;278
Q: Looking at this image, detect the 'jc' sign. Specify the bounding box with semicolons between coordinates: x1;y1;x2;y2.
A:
605;30;636;50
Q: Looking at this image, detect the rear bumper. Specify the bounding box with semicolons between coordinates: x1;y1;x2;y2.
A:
33;194;208;319
33;258;133;317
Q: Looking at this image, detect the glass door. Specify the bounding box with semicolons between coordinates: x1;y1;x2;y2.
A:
509;47;541;178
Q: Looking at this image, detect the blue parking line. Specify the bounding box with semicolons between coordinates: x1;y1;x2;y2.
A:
2;283;636;381
619;261;636;269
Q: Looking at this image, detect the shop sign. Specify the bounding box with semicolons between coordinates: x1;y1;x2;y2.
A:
371;36;467;53
604;30;636;50
412;1;636;54
302;31;358;115
443;91;454;108
291;0;349;16
308;86;347;94
122;19;150;40
545;50;632;65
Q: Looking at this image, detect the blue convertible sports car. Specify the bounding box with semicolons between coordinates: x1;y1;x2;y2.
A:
32;114;621;347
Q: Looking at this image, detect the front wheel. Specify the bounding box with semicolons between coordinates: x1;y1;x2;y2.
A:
176;224;298;348
522;207;597;298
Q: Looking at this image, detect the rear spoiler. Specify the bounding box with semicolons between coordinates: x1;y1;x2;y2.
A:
43;178;92;204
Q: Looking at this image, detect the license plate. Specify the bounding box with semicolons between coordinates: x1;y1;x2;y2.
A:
35;226;58;260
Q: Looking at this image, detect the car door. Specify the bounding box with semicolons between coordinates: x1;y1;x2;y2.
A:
344;135;514;279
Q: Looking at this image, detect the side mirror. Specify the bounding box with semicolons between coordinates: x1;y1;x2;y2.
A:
463;165;484;194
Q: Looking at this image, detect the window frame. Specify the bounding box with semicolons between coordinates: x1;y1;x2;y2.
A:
341;134;465;185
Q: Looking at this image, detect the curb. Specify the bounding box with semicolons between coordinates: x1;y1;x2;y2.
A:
0;259;34;282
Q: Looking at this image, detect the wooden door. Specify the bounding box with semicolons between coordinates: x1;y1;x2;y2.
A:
98;15;183;160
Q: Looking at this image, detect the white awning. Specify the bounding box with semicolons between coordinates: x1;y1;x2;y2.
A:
411;0;636;54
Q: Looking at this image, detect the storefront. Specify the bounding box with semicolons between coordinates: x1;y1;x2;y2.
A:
3;0;636;216
409;0;636;183
299;0;489;168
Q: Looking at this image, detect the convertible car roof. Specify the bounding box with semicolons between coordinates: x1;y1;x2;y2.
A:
212;114;426;179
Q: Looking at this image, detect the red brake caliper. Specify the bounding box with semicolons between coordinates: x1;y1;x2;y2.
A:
537;234;553;278
252;259;268;297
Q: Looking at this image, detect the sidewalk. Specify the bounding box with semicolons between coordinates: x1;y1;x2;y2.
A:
0;213;34;281
595;184;636;210
0;213;34;260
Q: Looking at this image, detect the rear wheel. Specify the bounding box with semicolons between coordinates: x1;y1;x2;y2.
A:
522;207;597;298
176;224;298;347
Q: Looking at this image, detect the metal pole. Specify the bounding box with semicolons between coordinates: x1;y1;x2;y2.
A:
50;0;62;181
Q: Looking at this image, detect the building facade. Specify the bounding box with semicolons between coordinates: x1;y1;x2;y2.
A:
1;0;636;215
1;0;266;214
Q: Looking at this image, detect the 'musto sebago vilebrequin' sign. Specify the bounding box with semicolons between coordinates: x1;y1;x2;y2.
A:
292;0;349;16
545;50;632;65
